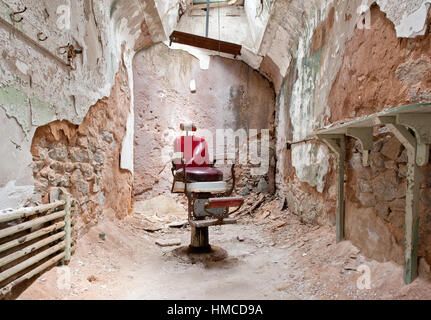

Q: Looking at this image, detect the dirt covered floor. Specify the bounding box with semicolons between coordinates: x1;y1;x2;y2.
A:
18;195;431;300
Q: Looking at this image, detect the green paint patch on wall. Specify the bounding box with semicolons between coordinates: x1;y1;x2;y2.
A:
302;46;324;122
30;95;56;126
0;86;55;137
0;86;31;136
0;86;28;106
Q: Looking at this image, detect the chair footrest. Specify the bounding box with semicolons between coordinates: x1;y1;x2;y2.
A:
206;197;244;209
190;218;237;228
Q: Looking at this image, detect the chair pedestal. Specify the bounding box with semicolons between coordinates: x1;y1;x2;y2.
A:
190;226;211;253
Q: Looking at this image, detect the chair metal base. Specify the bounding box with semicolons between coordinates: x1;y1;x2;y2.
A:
190;226;211;253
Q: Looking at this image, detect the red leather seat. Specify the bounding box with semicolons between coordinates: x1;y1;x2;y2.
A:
174;135;223;182
176;167;223;182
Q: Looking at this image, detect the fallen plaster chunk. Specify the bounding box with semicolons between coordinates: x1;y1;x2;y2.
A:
168;221;188;228
190;79;197;93
155;239;182;247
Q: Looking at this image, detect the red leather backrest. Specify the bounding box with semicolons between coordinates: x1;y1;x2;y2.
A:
174;136;210;169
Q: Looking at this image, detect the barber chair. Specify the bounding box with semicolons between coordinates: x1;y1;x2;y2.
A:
171;123;244;253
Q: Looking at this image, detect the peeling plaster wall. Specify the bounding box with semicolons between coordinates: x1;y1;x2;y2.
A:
1;0;115;209
243;0;273;53
377;0;431;37
273;0;431;205
333;5;431;265
0;0;165;210
31;65;133;234
271;0;431;264
154;0;180;39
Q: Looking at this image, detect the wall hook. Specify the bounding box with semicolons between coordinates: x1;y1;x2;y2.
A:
57;45;70;55
58;44;82;71
37;32;48;42
10;7;27;23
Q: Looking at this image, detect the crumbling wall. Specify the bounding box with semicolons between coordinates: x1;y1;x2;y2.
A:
133;43;276;199
274;1;431;265
30;66;133;234
274;1;338;225
345;132;431;265
332;5;431;265
244;0;274;52
329;5;431;122
0;0;167;211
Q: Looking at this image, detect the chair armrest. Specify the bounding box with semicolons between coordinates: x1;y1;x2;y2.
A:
171;152;189;194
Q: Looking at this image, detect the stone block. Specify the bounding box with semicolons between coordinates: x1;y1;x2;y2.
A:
398;164;407;178
94;150;105;164
421;189;431;207
370;152;385;173
77;136;89;148
47;172;59;184
389;198;406;212
50;161;65;173
74;181;90;195
349;153;372;179
80;163;93;176
34;179;49;194
420;167;431;188
39;166;54;179
88;137;103;152
373;171;399;201
70;147;91;163
59;174;71;188
257;178;269;194
372;139;384;153
384;160;397;170
71;169;84;183
375;201;390;220
93;178;102;193
48;145;68;161
381;136;402;160
238;186;251;196
358;179;373;193
65;163;77;173
395;181;406;199
357;193;376;208
397;149;408;163
32;161;45;174
101;131;114;143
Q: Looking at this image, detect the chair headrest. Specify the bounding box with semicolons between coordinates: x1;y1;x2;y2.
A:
180;123;197;132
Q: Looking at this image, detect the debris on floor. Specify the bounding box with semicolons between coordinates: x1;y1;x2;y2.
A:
155;239;182;247
16;194;431;300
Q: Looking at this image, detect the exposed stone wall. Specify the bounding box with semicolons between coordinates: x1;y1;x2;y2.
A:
346;132;431;265
133;43;276;200
30;65;133;234
275;3;431;265
332;5;431;265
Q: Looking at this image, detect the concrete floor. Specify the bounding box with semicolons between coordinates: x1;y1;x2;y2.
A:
18;196;431;300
